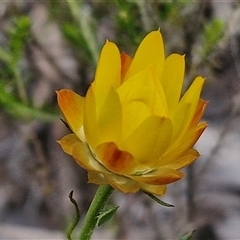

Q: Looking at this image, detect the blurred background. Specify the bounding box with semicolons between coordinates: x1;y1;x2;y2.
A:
0;1;240;239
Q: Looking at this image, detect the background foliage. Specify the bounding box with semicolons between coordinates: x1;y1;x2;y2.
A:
0;1;240;239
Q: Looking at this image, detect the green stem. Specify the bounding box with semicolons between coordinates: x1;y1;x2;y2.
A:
79;185;114;240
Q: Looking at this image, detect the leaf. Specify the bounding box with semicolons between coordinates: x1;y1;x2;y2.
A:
142;190;174;207
96;205;119;227
179;230;196;240
0;84;58;122
202;19;224;56
9;16;31;64
67;191;81;240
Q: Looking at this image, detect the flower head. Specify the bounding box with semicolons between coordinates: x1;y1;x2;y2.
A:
57;30;207;196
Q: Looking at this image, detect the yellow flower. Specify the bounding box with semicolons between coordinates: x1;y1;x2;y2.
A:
57;30;207;196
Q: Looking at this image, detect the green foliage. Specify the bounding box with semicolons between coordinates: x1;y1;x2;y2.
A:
0;15;58;122
67;191;81;240
142;190;174;207
115;0;143;45
202;19;224;57
0;16;31;82
96;205;119;227
157;3;173;21
0;16;31;80
9;16;31;65
179;230;196;240
0;83;58;122
62;23;95;62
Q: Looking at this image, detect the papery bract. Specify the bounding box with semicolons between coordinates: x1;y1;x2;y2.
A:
57;30;207;196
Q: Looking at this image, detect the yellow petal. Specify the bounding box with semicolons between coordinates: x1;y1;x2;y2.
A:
131;167;184;185
140;184;166;196
157;122;207;167
121;52;132;82
103;172;140;193
97;88;122;145
190;99;208;127
93;41;121;116
170;76;205;140
117;67;168;139
95;142;136;174
124;30;165;81
56;89;84;140
161;54;185;110
181;76;205;102
58;133;80;155
88;171;109;185
165;149;200;170
71;140;108;173
83;85;98;149
173;123;206;156
122;116;172;166
170;102;191;140
88;171;140;193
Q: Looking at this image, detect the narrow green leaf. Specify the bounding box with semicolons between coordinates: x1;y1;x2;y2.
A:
142;190;174;207
0;85;58;122
179;230;196;240
202;19;224;56
67;191;81;240
9;16;31;64
96;205;119;227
